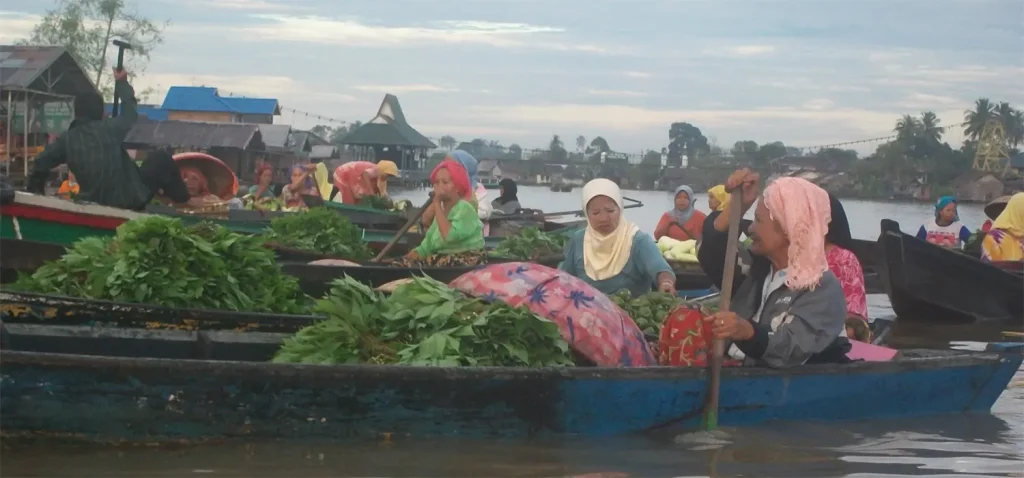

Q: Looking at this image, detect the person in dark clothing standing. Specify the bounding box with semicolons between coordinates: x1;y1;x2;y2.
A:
27;68;192;210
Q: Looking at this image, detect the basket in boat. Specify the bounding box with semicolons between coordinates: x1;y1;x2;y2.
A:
173;152;239;200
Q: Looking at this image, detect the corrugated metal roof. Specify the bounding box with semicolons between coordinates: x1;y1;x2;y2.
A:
258;124;292;149
0;46;65;88
125;119;265;150
0;45;100;100
161;86;280;115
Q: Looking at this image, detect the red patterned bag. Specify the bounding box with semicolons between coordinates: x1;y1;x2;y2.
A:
449;262;656;367
658;305;744;367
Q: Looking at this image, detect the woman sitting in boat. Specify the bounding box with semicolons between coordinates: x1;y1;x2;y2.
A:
180;167;223;204
280;164;320;210
698;170;850;368
491;178;521;215
401;159;485;265
242;163;278;209
654;185;706;242
981;193;1024;262
916;196;972;249
559;178;675;297
422;150;493;233
825;193;868;321
57;171;79;200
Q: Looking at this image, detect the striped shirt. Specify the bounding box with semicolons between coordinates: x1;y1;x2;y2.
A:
28;79;152;210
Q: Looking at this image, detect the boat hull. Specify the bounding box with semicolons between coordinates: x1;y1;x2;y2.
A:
878;219;1024;325
0;346;1018;443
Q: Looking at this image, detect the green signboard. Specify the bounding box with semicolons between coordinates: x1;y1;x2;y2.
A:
10;101;74;134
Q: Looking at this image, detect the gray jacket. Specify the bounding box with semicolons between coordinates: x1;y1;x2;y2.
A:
720;248;849;368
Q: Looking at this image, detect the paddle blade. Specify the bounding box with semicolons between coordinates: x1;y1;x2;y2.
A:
702;409;718;431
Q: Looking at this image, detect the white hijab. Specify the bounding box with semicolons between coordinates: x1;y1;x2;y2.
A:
581;179;640;281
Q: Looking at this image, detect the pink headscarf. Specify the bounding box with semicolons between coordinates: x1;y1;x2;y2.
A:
761;177;832;291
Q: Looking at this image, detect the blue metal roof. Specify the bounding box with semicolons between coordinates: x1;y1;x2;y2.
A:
104;103;169;121
160;86;279;115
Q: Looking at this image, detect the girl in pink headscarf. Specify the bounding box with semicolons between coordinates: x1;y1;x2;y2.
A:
689;170;850;368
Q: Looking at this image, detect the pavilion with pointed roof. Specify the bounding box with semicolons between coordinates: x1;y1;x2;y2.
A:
339;94;436;170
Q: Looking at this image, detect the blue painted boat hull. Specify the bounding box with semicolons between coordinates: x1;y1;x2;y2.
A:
1;349;1019;443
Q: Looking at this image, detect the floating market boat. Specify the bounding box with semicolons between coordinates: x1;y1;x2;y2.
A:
877;219;1023;325
0;312;1018;442
0;192;582;251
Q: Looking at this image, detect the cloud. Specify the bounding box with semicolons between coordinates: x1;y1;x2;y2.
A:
352;84;458;94
0;11;38;43
623;71;651;79
897;92;963;110
720;45;777;57
584;89;648;98
136;73;328;104
227;15;613;53
161;0;299;10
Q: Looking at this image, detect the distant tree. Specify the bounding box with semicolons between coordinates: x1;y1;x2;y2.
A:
731;140;759;156
785;146;803;157
508;143;522;160
758;141;787;163
548;134;567;162
964;98;995;141
641;150;663;166
995;102;1024;147
21;0;168;101
438;135;457;150
667;122;709;167
576;135;586;153
310;124;334;140
590;136;611;153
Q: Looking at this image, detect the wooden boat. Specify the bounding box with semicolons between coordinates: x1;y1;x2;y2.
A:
877;219;1023;324
0;314;1018;442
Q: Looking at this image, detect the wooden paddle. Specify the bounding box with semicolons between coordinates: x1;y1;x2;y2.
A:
373;194;434;262
703;188;744;430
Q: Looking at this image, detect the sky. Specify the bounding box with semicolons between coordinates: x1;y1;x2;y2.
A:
2;0;1023;155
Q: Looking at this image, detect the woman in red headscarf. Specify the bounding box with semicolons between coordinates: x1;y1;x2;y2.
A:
400;159;484;264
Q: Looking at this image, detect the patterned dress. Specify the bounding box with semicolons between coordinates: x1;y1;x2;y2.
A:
981;229;1024;262
826;246;868;320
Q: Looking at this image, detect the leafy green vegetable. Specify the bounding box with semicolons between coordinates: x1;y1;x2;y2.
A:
609;290;682;337
273;275;573;367
13;216;309;314
492;227;570;260
357;195;393;210
261;207;372;259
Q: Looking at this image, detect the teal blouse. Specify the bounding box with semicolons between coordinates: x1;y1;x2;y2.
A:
558;230;674;297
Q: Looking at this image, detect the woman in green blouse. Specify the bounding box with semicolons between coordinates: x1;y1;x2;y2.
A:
405;159;484;260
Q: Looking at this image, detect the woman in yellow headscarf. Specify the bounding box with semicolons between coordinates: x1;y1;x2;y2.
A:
981;192;1024;262
707;185;730;212
375;160;400;198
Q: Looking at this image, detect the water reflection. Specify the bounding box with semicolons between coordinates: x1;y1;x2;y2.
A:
3;404;1020;478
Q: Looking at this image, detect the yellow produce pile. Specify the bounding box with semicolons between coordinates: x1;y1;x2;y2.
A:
657;236;699;263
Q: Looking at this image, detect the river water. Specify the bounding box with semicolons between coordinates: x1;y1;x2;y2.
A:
3;187;1020;478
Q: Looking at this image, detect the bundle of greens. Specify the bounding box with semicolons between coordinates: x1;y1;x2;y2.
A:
609;290;682;336
273;275;573;367
261;207;372;260
13;217;309;314
491;227;569;260
357;195;393;211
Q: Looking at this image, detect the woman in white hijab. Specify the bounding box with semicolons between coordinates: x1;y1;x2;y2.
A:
559;178;676;297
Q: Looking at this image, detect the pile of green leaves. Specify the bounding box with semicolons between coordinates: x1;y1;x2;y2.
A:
261;207;372;260
357;195;393;210
13;217;309;314
610;290;682;336
492;227;570;260
273;275;573;367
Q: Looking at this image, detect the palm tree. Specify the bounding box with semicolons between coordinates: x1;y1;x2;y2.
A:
919;111;944;143
550;134;564;152
438;135;456;150
995;102;1024;148
964;98;995;141
576;135;586;153
894;114;920;141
